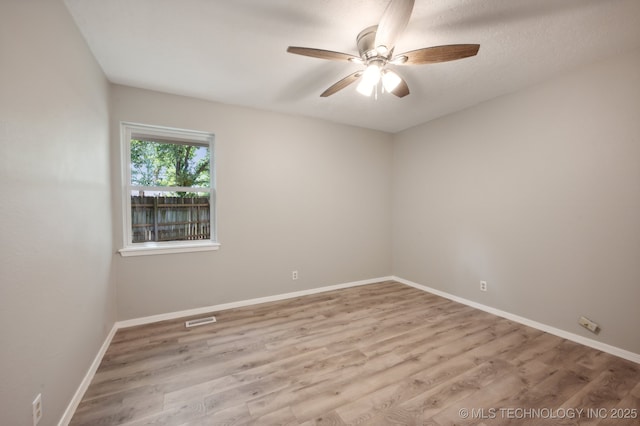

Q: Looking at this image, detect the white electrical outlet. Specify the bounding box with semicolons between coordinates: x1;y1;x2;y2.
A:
480;281;487;292
579;316;599;333
32;393;42;426
292;270;299;280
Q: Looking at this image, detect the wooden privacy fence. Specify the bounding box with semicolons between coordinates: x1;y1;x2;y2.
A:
131;195;210;243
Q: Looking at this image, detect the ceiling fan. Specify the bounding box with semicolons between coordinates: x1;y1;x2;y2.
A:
286;0;479;98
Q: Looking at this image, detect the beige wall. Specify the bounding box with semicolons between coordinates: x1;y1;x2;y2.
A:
0;1;115;425
111;85;393;320
392;49;640;354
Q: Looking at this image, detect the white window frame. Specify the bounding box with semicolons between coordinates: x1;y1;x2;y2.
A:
118;122;219;257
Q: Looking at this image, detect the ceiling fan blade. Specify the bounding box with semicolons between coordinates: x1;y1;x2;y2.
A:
390;74;410;98
287;46;361;63
320;71;363;97
395;44;480;65
374;0;415;55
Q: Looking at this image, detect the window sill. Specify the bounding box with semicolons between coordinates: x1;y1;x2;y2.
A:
118;241;220;257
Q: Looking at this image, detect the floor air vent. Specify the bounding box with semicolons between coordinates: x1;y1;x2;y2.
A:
185;316;216;328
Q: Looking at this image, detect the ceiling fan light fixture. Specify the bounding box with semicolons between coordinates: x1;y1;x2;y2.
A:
361;63;381;86
356;79;375;96
382;69;401;92
357;63;383;97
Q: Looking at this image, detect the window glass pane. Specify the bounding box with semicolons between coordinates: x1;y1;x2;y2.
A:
130;191;211;243
130;139;210;188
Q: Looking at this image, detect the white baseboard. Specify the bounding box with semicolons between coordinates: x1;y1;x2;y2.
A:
58;323;118;426
116;276;394;329
393;276;640;364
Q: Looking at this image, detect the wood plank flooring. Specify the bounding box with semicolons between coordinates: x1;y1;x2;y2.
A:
69;281;640;425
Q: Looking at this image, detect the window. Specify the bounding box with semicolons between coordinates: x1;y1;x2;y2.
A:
119;122;218;256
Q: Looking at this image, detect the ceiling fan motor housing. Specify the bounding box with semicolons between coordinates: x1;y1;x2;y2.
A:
357;25;384;60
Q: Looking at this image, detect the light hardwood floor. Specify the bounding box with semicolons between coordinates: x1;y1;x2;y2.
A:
70;281;640;425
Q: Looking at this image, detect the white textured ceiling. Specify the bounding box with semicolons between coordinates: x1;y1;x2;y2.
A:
64;0;640;133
